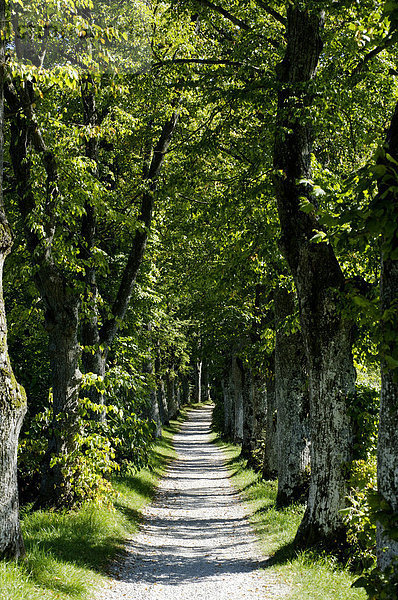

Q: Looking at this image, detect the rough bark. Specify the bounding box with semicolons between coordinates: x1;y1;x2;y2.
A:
241;366;255;462
37;284;82;506
252;374;267;455
262;356;277;480
273;5;355;546
222;371;234;439
0;14;27;554
275;288;310;507
375;100;398;570
0;236;27;558
232;355;244;444
142;332;162;438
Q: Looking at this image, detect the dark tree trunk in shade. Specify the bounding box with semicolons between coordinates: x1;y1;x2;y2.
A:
273;6;355;545
0;12;27;555
252;374;267;455
222;371;235;439
155;351;169;425
374;100;398;570
181;374;191;405
241;367;255;462
262;357;277;480
166;371;178;420
143;348;161;439
275;288;310;507
38;289;82;506
232;356;244;444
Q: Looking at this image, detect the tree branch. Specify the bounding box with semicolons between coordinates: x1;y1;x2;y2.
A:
350;32;398;76
152;58;262;72
193;0;250;31
99;107;180;348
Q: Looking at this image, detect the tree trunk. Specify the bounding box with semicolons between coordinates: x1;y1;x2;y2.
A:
241;366;255;462
377;256;398;570
232;355;244;444
275;288;310;507
222;372;234;439
273;5;355;546
143;346;161;439
166;371;178;420
155;350;169;425
181;373;191;405
0;242;27;559
252;373;266;458
375;100;398;571
37;281;82;507
0;14;27;554
194;357;202;403
262;357;277;479
201;361;211;402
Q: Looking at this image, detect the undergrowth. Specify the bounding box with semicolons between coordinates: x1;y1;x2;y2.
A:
213;435;367;600
0;411;188;600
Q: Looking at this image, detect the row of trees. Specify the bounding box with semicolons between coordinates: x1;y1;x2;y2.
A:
0;0;396;594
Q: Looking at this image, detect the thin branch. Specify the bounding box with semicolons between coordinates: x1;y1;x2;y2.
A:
350;32;398;76
193;0;250;31
99;106;180;349
152;57;262;72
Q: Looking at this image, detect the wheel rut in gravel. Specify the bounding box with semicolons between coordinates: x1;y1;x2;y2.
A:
97;405;290;600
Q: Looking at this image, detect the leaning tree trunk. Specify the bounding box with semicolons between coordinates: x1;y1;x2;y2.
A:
275;288;310;507
0;13;27;555
374;100;398;571
273;5;355;546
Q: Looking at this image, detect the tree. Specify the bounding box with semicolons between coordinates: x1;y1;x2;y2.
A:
372;99;398;572
272;3;355;546
0;0;27;558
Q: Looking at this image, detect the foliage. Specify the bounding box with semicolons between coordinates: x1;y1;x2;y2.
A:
342;458;377;571
349;383;380;461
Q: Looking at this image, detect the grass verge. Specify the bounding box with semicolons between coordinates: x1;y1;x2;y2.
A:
214;435;367;600
0;410;189;600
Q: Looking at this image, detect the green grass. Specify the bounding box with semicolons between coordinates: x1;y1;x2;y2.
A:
0;411;188;600
214;435;367;600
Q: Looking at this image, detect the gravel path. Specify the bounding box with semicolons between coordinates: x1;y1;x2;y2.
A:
97;405;290;600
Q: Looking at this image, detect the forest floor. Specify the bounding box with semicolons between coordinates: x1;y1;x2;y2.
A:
96;405;290;600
